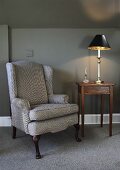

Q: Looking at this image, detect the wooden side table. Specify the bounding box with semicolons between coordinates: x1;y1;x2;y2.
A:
77;82;114;137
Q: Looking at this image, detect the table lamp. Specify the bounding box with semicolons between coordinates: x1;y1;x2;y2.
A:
88;34;111;84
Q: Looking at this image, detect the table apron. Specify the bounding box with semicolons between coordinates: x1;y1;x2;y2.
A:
80;86;110;94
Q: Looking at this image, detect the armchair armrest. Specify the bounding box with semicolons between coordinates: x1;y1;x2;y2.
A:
11;98;31;134
48;94;69;104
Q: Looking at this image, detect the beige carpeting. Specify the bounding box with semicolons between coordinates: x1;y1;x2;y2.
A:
0;125;120;170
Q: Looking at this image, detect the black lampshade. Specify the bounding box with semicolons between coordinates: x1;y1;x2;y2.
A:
88;34;111;50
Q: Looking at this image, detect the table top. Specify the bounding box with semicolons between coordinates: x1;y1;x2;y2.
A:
77;81;114;87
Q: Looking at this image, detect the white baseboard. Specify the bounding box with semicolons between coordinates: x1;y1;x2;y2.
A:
84;113;120;124
0;116;11;127
0;114;120;127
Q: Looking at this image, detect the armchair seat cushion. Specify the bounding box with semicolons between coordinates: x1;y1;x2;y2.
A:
29;104;78;121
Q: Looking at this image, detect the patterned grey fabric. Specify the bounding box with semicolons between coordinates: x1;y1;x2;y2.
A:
6;63;17;102
28;113;78;136
48;94;69;104
6;61;79;136
29;104;78;121
43;65;53;95
14;61;48;105
11;98;30;134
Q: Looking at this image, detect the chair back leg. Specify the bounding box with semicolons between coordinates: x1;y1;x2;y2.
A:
12;126;16;139
74;124;81;142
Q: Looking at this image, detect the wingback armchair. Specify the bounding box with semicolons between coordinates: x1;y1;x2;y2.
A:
6;61;80;159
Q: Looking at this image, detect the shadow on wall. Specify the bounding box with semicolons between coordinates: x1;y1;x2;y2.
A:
53;69;72;98
0;62;10;116
53;68;78;103
79;35;93;50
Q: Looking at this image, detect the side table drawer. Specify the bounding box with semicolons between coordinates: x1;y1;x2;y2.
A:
84;86;110;94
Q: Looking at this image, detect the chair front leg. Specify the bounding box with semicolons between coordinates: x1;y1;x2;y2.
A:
74;124;81;142
12;126;16;139
33;135;41;159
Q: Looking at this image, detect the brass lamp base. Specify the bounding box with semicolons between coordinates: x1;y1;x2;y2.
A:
96;79;102;84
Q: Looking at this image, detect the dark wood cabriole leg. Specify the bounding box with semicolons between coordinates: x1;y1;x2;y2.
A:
74;124;81;142
12;126;16;139
33;135;41;159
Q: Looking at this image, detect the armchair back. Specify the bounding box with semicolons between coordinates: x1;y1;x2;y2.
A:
6;61;53;105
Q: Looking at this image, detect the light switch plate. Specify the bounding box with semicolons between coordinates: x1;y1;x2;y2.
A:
26;49;34;57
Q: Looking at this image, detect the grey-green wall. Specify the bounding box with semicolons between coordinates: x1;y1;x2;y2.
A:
0;27;120;116
0;25;10;116
10;28;120;114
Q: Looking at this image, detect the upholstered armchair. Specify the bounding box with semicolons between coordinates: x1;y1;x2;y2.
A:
6;61;80;159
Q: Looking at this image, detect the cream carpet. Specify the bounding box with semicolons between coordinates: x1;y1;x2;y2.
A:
0;125;120;170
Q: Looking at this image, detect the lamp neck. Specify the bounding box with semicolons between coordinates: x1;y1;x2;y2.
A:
98;49;101;58
96;49;101;84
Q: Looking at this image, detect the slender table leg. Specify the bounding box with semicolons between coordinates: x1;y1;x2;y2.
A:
109;86;113;136
81;86;85;137
100;95;104;127
77;86;80;125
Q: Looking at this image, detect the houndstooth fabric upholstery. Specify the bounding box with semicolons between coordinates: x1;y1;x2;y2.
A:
6;61;79;136
28;113;78;136
14;61;48;105
48;94;69;104
29;104;78;121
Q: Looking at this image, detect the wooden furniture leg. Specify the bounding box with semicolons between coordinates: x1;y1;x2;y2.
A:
100;95;104;127
74;124;81;142
75;85;81;142
33;135;41;159
109;86;113;136
81;87;85;137
12;126;16;139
